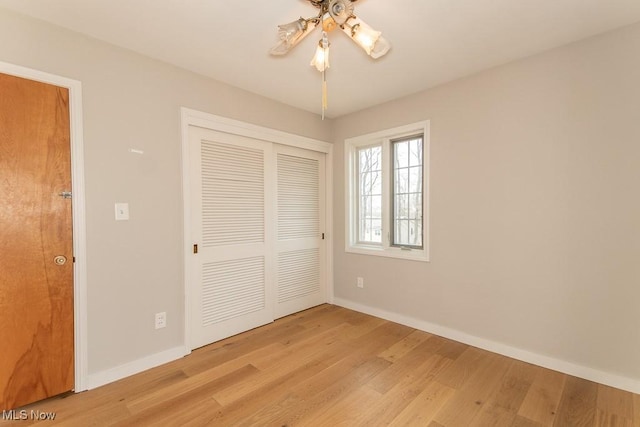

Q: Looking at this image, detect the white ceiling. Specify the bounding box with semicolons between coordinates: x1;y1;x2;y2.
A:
2;0;640;118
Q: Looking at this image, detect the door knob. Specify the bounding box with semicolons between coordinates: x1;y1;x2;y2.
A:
54;255;67;266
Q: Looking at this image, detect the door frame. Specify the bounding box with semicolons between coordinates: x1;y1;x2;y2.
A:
180;107;333;352
0;61;88;392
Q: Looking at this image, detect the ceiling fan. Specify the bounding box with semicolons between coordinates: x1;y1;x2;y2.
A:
269;0;390;117
270;0;390;67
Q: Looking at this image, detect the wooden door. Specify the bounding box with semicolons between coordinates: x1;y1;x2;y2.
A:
0;73;74;410
274;145;326;318
189;126;274;349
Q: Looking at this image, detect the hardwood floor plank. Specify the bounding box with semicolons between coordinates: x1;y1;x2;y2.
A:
468;359;537;426
238;354;392;426
335;314;388;341
183;350;342;426
434;346;489;389
292;304;366;330
251;322;351;371
212;337;348;406
387;381;456;426
127;364;257;414
435;338;469;360
126;344;280;413
595;409;634;427
518;366;567;426
378;329;433;362
513;414;546;427
367;336;448;394
6;305;639;427
553;376;598;426
432;351;512;426
307;384;383;427
356;354;452;426
598;384;635;420
237;321;412;425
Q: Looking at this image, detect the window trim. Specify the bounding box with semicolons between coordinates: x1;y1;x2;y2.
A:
345;121;430;262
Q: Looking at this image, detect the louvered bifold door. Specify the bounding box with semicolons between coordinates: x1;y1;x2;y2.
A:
189;126;274;349
274;145;326;319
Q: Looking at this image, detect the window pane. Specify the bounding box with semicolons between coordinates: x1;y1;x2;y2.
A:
395;141;409;168
392;136;423;248
359;146;381;173
372;195;382;218
359;196;368;217
395;194;409;220
410;193;422;219
396;219;409;244
395;168;409;194
357;145;382;244
359;172;369;195
409;138;422;167
371;219;382;242
409;220;422;246
371;171;382;195
409;166;422;194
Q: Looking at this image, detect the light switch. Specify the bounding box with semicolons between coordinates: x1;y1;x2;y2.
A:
115;203;130;221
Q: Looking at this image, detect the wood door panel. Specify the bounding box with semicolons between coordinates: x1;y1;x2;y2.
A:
0;73;74;410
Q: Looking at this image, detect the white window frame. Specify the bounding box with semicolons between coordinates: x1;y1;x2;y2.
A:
345;121;430;262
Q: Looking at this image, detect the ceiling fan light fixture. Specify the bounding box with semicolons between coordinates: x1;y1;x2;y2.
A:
369;36;391;59
310;32;330;72
269;0;390;117
269;0;390;60
342;16;389;58
270;17;318;56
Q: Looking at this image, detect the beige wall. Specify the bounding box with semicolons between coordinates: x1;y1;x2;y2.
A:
0;9;331;375
333;22;640;382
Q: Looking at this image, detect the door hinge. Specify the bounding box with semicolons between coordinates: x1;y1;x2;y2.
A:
58;191;72;199
193;244;198;254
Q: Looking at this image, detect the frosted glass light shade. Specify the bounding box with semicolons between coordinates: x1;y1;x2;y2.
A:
310;41;330;72
342;16;391;59
270;18;318;56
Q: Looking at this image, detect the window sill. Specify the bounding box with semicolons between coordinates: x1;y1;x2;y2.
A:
345;244;430;262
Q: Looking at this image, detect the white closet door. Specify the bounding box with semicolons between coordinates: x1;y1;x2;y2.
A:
189;126;274;349
274;145;326;319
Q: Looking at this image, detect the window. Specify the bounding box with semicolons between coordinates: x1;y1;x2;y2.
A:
357;145;382;244
345;121;429;261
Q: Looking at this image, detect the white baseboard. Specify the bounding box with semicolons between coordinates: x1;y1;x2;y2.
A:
84;346;189;390
333;297;640;394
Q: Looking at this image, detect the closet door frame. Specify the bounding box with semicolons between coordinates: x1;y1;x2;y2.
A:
180;108;333;353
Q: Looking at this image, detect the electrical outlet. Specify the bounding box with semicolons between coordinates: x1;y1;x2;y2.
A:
357;277;364;288
155;312;166;329
114;202;130;221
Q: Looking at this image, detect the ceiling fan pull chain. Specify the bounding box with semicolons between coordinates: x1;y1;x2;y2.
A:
322;76;327;120
322;31;329;120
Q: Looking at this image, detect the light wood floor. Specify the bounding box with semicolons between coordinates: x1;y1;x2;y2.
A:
5;304;639;426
